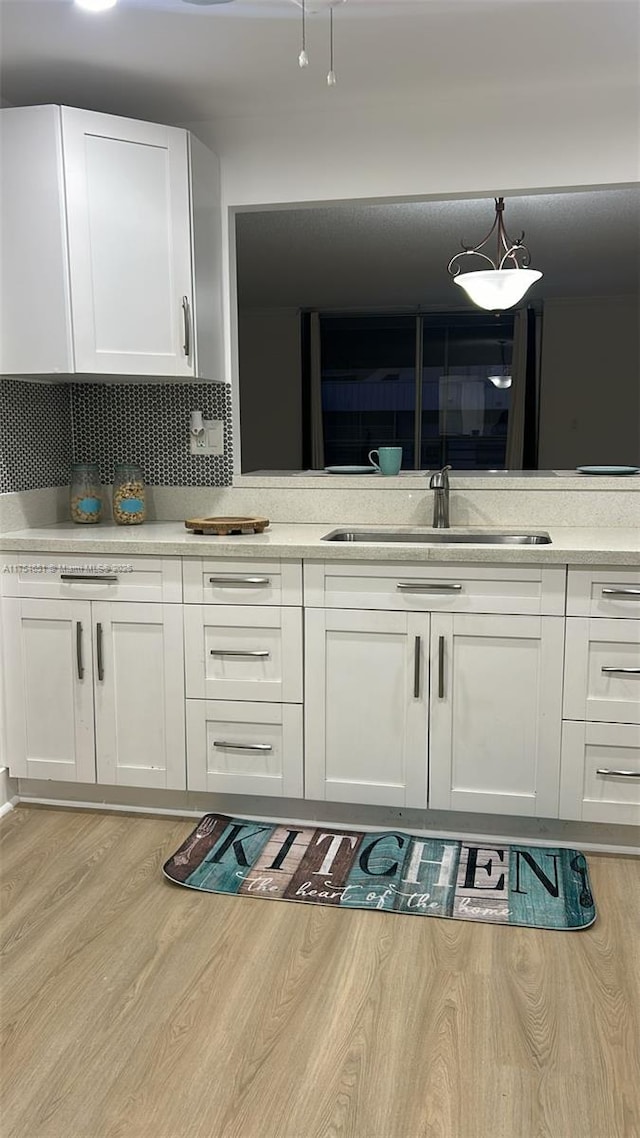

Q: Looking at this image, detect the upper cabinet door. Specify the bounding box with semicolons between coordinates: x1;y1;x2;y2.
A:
61;108;195;377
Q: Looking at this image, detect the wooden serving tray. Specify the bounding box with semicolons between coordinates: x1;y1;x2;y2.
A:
184;515;270;536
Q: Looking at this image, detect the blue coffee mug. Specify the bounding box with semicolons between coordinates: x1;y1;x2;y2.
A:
368;447;403;475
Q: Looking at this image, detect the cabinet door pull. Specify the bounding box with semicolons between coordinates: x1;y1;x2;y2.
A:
213;741;272;752
210;650;270;658
413;636;421;698
601;588;640;598
61;574;118;583
397;582;462;592
182;295;191;358
601;667;640;675
596;768;640;778
76;621;84;680
208;576;270;587
438;635;445;699
96;622;104;682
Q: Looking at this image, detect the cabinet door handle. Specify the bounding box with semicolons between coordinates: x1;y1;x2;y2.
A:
397;582;462;592
61;574;118;583
601;667;640;675
213;741;272;752
413;636;421;698
438;635;445;699
182;295;191;358
601;588;640;598
96;622;104;682
208;576;271;587
76;621;84;680
596;768;640;778
210;650;270;658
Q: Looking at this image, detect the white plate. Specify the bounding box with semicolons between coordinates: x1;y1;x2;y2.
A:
576;466;640;475
324;465;378;474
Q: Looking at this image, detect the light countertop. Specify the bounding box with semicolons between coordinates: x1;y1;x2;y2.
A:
1;522;639;565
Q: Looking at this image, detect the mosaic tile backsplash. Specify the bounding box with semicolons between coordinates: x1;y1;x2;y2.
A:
0;380;234;494
0;380;73;494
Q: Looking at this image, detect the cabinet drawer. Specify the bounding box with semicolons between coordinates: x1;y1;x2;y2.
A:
184;605;303;703
564;618;640;725
304;561;565;616
567;568;640;618
183;558;302;606
186;699;303;797
560;721;640;825
1;553;182;603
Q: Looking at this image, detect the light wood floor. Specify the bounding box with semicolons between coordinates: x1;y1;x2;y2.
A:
1;807;638;1138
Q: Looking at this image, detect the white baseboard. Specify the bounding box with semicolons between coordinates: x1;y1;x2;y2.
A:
0;767;18;819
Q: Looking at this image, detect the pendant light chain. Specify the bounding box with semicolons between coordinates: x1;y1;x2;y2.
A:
327;5;336;85
298;0;309;67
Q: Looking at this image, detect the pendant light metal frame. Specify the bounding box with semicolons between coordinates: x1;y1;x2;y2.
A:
447;197;533;277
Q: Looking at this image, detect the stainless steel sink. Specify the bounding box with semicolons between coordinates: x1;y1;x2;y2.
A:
321;529;552;545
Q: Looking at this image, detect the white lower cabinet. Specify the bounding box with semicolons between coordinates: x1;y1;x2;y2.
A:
304;607;564;817
305;609;430;807
93;603;185;789
4;597;185;789
184;604;302;703
559;721;640;825
563;617;640;725
4;598;95;783
186;699;303;797
182;558;304;796
428;613;564;817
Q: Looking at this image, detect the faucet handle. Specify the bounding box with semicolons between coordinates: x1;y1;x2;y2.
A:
429;465;452;489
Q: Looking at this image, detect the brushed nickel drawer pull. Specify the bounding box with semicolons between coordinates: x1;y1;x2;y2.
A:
438;635;445;699
61;574;118;583
210;650;270;658
601;588;640;598
213;741;272;752
96;622;104;682
76;621;84;680
596;768;640;778
413;636;421;698
601;667;640;675
397;582;462;592
208;576;271;586
182;295;191;358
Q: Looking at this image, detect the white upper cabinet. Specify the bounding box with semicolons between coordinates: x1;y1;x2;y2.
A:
0;105;223;379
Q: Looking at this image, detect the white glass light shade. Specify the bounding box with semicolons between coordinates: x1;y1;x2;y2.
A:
488;374;512;389
454;268;542;310
75;0;117;9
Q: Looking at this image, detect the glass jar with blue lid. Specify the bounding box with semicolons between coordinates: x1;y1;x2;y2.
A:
70;463;103;524
112;463;146;525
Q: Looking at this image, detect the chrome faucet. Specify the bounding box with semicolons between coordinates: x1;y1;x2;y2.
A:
429;465;452;528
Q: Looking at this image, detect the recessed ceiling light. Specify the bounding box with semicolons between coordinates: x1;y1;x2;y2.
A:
75;0;118;10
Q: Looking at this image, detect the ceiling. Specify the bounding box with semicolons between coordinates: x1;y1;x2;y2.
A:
1;0;638;122
235;187;640;308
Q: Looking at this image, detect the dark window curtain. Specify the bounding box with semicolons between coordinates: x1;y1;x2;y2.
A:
506;306;539;469
523;307;540;468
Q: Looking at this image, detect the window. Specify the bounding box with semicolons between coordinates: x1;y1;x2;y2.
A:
311;311;514;470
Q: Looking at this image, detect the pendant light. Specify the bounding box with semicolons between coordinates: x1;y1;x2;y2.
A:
447;198;542;310
327;5;337;86
298;0;309;67
487;341;512;388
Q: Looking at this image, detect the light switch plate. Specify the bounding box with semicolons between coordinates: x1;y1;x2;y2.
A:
190;419;224;456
